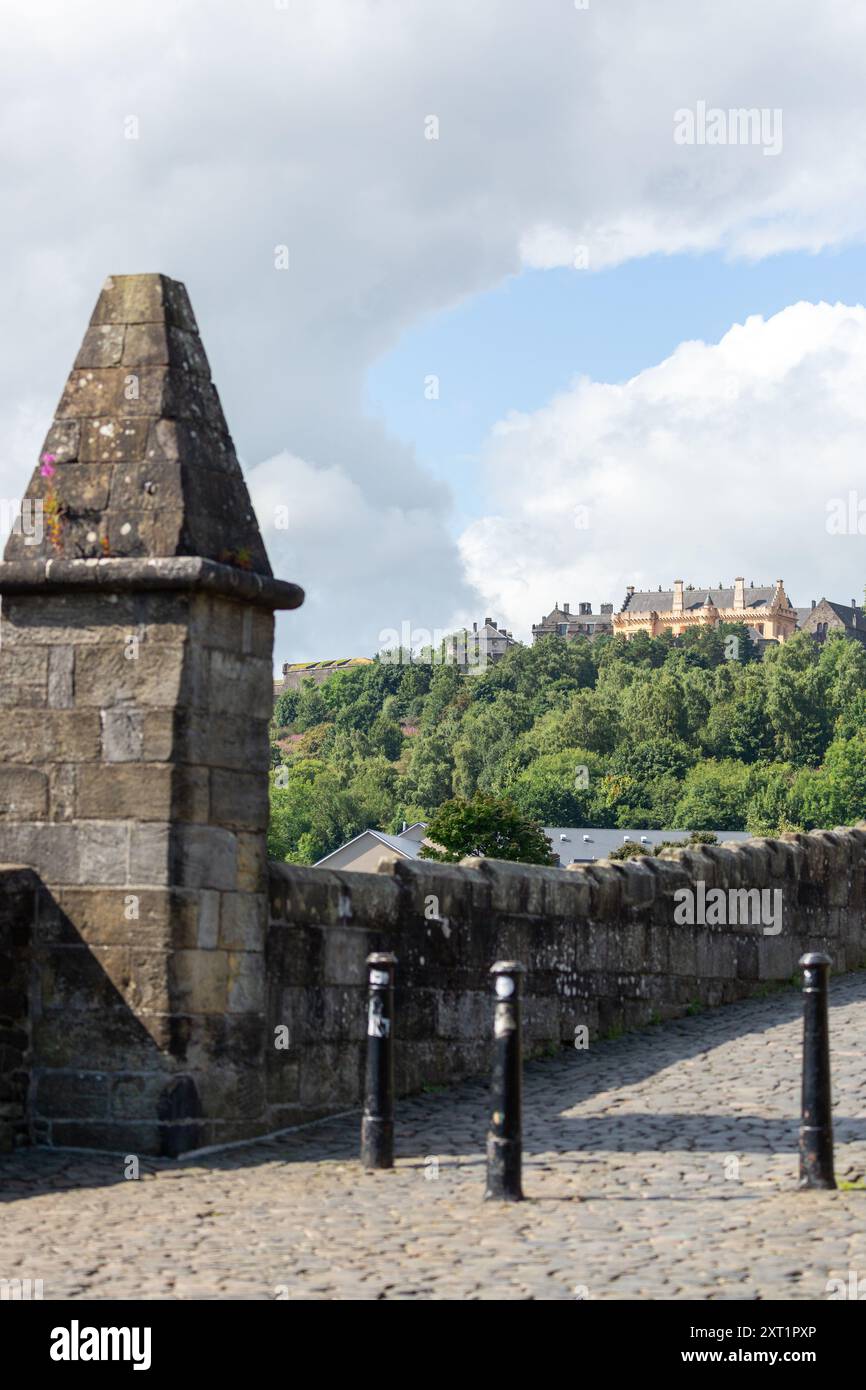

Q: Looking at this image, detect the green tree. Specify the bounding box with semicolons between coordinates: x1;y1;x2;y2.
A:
402;727;455;809
556;688;621;753
368;712;404;760
744;763;797;835
419;792;555;864
295;679;329;731
793;733;866;828
273;687;299;728
673;760;752;830
504;749;603;825
623;672;687;742
704;666;773;762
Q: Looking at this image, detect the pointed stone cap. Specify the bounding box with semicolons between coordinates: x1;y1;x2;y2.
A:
0;274;302;610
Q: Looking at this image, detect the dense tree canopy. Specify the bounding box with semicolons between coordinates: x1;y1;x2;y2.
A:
268;627;866;864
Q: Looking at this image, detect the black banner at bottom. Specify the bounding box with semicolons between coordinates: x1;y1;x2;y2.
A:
4;1298;860;1375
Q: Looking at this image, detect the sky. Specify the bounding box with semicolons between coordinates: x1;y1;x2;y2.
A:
3;0;866;666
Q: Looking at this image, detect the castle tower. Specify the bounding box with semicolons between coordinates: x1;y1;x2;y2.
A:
0;274;303;1154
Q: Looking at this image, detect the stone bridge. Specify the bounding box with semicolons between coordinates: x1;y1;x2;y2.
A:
2;974;865;1299
1;275;865;1298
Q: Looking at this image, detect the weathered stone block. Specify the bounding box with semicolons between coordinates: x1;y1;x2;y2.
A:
205;650;274;719
226;952;265;1014
210;769;268;831
321;926;369;986
170;949;229;1014
101;707;144;761
584;863;624;917
196;890;220;949
48;1120;165;1153
174;710;270;772
757;934;799;981
195;1066;265;1120
128;824;170;885
1;592;141;646
76;763;171;820
74;323;125;369
126;948;173;1012
218;892;266;951
610;859;656;909
0;767;48;820
38;886;184;949
90;273;197;331
79;416;150;463
0;822;128;885
34;1070;109;1119
171;825;237;890
108;459;183;515
0;711;101;762
47;646;75;709
39;419;80;463
265;1054;300;1106
110;1072;175;1120
74;644;185;707
123;323;210;377
236;832;267;892
0;646;48;708
47;764;76;823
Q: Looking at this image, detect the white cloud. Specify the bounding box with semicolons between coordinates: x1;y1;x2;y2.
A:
3;2;866;660
248;450;471;657
461;301;866;633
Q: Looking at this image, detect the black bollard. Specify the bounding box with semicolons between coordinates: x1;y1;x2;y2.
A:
361;952;397;1170
798;951;836;1190
484;960;525;1202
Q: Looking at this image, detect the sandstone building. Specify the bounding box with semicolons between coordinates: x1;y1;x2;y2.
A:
614;577;797;642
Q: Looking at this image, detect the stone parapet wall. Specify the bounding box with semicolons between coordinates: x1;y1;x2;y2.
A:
0;867;36;1152
264;827;866;1131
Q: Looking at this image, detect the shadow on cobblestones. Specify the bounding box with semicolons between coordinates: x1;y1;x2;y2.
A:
2;972;864;1205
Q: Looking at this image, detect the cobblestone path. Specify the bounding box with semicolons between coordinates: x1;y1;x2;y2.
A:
2;975;866;1300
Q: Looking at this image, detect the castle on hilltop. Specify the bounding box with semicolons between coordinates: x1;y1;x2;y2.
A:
531;580;797;646
614;577;797;642
531;577;866;648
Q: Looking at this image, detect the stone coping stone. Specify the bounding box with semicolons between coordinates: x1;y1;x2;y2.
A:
0;557;304;610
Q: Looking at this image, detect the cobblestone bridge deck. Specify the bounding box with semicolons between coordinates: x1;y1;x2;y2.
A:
2;974;865;1300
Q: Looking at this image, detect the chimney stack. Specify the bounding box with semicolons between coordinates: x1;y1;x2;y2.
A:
672;579;684;614
733;577;745;612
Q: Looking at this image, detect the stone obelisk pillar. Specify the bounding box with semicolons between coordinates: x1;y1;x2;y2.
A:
0;274;303;1155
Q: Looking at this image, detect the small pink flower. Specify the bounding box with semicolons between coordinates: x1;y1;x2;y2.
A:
40;460;56;478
